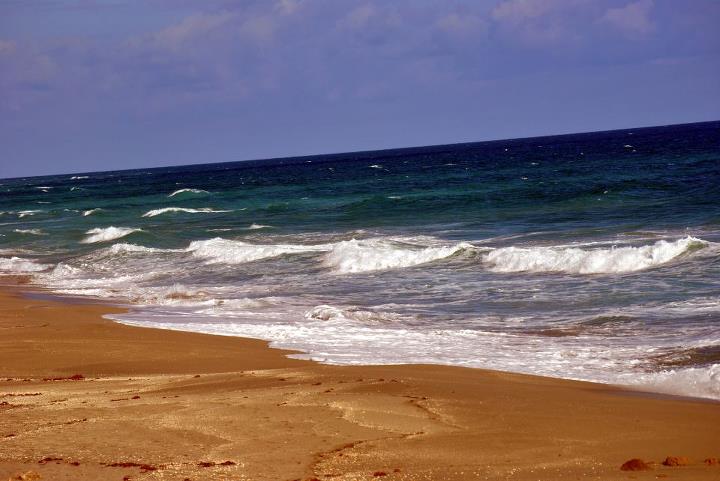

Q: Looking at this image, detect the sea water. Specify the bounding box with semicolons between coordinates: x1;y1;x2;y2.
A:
1;121;719;399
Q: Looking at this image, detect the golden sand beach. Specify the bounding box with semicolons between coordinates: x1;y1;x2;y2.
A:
1;280;718;481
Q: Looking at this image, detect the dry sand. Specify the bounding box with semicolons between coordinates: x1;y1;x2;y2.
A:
1;280;718;481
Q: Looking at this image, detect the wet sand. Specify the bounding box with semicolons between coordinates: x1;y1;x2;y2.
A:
1;282;719;481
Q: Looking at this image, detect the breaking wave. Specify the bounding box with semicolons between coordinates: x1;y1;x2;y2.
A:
142;207;230;217
104;243;178;255
17;210;42;218
187;238;327;264
62;235;707;276
484;236;708;274
168;188;209;197
13;228;45;235
622;363;720;400
324;238;474;274
83;208;102;216
81;226;142;244
0;256;50;273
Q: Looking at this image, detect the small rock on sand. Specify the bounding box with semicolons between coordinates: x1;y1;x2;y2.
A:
620;458;651;471
662;456;690;467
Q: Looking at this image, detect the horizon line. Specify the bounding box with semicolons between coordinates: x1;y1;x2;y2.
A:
3;118;718;182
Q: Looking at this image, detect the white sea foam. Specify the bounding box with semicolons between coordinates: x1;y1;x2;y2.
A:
105;243;179;255
484;236;707;274
622;363;720;400
110;305;720;400
168;188;209;197
17;210;42;218
0;256;50;273
324;238;474;274
247;223;271;230
83;208;102;216
185;237;474;272
125;284;214;306
13;228;45;235
71;175;89;180
142;207;230;217
305;305;408;324
187;238;327;264
81;226;142;244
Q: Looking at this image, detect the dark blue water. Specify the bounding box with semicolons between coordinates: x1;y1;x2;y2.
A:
1;121;719;398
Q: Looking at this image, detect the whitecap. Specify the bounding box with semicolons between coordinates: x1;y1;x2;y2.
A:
0;256;50;273
621;363;720;400
484;236;707;274
323;238;474;274
142;207;230;217
83;208;102;216
167;188;209;197
13;228;45;235
17;210;42;218
246;223;271;230
81;226;142;244
104;243;179;255
187;237;327;264
71;175;89;180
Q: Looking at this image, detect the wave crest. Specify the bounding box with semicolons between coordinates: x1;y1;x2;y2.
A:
104;243;178;255
484;236;707;274
324;238;474;274
168;188;209;197
81;227;142;244
187;238;327;264
13;228;45;235
17;210;42;218
83;208;102;216
623;363;720;399
142;207;230;217
0;256;50;273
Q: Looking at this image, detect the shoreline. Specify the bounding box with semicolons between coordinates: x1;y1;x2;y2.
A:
21;277;717;404
1;279;719;480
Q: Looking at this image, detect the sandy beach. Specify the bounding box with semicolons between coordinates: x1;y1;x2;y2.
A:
1;280;719;481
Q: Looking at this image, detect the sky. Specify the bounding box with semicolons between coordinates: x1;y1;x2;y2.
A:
1;0;719;178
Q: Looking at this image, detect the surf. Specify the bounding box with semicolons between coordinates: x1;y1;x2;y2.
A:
484;236;708;274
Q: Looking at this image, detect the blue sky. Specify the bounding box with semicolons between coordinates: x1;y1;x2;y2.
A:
1;0;718;178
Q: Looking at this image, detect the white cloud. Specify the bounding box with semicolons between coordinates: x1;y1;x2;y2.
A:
436;13;488;38
340;4;377;30
492;0;577;23
152;12;236;51
0;40;16;55
275;0;301;15
600;0;655;35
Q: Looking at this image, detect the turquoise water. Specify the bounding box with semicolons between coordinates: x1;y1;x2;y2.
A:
1;121;719;398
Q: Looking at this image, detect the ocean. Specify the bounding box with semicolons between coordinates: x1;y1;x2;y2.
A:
1;121;719;399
